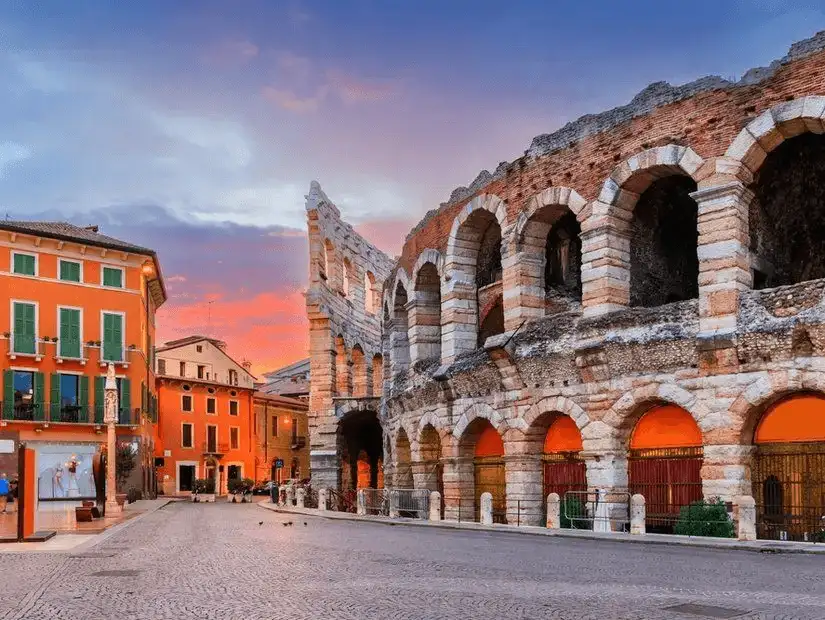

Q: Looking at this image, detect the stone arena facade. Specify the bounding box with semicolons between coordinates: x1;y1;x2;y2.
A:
306;31;825;536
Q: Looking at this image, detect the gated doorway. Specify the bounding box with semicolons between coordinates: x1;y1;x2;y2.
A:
472;423;506;523
419;423;444;517
628;405;703;533
338;409;383;492
752;394;825;541
542;414;587;500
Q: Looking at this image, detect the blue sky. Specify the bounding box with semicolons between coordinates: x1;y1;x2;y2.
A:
1;1;823;370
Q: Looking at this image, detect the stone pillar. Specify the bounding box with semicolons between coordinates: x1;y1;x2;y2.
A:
503;252;545;331
690;180;753;338
409;296;441;364
277;486;286;506
630;494;646;535
103;364;121;515
429;491;442;521
480;492;493;526
356;489;366;516
318;488;328;511
295;487;306;508
583;451;628;492
440;279;476;365
580;201;631;317
285;485;295;507
546;493;560;529
388;490;399;518
505;454;543;526
442;456;472;522
736;495;756;541
307;319;340;492
390;317;410;378
702;445;755;502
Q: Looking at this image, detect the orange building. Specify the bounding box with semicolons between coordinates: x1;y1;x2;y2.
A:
153;336;256;495
252;392;309;484
0;220;166;500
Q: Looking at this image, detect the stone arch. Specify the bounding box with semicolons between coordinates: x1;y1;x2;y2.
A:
334;334;351;397
321;238;336;285
389;269;411;317
445;193;508;269
350;344;367;397
390;278;410;377
410;249;444;285
410;250;443;363
520;395;591;435
394;425;414;488
364;270;378;314
342;256;353;297
453;401;507;444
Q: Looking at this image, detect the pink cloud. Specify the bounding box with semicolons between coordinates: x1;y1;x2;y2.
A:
326;70;398;104
262;85;326;113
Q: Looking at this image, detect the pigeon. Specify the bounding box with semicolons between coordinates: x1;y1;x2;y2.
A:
258;521;264;526
303;522;307;526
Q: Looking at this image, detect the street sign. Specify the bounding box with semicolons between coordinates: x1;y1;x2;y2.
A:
275;459;284;469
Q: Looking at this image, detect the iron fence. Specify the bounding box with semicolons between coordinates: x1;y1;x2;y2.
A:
563;490;631;532
0;403;140;425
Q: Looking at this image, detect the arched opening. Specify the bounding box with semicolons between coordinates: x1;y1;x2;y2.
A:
749;133;825;289
342;257;352;297
371;354;383;396
411;262;441;362
478;295;504;347
334;336;350;396
628;404;703;533
395;427;413;488
364;271;377;314
418;424;443;516
351;345;366;397
322;239;335;285
475;214;504;345
542;414;586;503
459;419;505;523
339;409;384;492
391;282;410;376
629;176;699;307
752;394;825;541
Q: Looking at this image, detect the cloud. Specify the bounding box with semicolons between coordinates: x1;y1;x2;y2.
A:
262;69;397;113
262;85;327;113
0;141;32;177
326;70;398;104
275;51;312;77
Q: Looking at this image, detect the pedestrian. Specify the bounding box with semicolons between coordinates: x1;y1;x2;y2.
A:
0;473;9;513
7;479;17;513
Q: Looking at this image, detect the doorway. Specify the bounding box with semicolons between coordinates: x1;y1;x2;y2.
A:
178;464;196;492
227;464;242;483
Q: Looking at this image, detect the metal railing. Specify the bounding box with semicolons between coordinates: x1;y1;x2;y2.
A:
202;442;230;455
359;488;430;519
328;488;357;513
1;403;140;425
563;490;631;532
756;505;825;542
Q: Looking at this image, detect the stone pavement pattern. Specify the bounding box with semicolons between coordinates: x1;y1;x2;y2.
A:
0;502;824;620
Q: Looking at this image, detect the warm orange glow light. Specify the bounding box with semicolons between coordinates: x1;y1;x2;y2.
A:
755;395;825;443
630;405;702;449
543;415;583;453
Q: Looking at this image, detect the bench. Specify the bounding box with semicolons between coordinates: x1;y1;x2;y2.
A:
75;506;94;522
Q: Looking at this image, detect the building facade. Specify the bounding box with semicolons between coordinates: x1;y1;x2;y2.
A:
306;31;825;539
0;221;165;500
153;336;256;495
253;392;310;484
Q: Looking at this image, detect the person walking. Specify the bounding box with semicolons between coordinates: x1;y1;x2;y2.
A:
0;474;9;513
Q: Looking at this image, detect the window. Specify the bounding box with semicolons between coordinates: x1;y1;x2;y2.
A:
292;417;298;442
102;266;124;288
197;365;205;379
58;307;81;358
182;394;193;412
272;415;278;437
206;425;217;453
228;369;238;386
12;252;36;276
12;301;36;354
179;361;186;377
181;423;193;448
230;427;240;450
206;397;216;415
158;359;166;375
196;345;203;353
54;373;86;422
59;260;81;282
101;312;124;362
229;400;239;416
6;370;43;420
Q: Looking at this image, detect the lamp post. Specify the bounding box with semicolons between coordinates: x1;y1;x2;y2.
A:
104;363;121;514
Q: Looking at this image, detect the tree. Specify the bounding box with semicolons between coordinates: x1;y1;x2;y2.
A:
115;442;137;492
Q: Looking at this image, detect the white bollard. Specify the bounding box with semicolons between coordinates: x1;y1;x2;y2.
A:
356;489;367;516
318;488;328;511
295;487;306;508
429;491;442;521
546;493;561;529
480;492;493;526
277;486;286;506
630;494;646;535
285;486;295;507
736;495;756;541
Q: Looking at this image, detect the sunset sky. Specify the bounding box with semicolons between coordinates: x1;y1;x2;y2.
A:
1;1;822;376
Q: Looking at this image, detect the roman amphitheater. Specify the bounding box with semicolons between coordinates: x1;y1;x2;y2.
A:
304;31;825;538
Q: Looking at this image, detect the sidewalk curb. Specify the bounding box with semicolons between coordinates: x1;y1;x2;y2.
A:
258;502;825;555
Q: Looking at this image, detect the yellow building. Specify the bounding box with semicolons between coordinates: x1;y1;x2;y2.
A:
253;392;309;484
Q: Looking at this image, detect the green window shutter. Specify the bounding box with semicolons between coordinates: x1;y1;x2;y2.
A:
13;302;36;354
120;378;131;423
79;376;89;422
3;369;14;419
103;267;123;288
50;373;60;420
60;261;80;282
59;309;81;358
103;313;123;361
94;376;105;423
141;381;146;413
33;372;45;421
13;253;35;275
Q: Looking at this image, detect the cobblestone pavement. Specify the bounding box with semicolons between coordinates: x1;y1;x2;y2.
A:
1;502;824;620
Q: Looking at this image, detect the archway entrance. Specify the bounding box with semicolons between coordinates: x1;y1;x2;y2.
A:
418;424;444;516
628;405;703;533
752;394;825;541
395;428;413;488
543;414;586;501
469;421;505;523
339;410;384;492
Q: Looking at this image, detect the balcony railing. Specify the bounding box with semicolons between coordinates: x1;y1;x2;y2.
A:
0;403;141;425
202;442;230;455
6;333;44;359
291;435;307;449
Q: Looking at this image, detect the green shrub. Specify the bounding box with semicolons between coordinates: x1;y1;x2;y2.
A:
560;496;589;529
673;498;734;538
227;478;243;494
193;478;215;494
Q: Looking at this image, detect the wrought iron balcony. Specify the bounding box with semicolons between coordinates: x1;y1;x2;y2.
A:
202;442;230;456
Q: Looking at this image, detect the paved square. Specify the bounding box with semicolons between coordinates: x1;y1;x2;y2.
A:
1;502;824;619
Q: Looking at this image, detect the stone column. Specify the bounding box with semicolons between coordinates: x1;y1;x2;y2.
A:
736;495;756;541
429;491;442;521
702;445;755;502
440;279;476;365
480;492;493;525
103;364;121;515
318;488;328;511
307;319;340;492
579;201;631;317
356;489;366;516
388;490;399;518
583;451;628;492
213;464;220;498
630;494;646;535
546;493;560;529
285;485;295;507
442;456;472;522
389;317;410;378
296;487;306;508
408;296;441;364
505;454;543;526
503;252;545;331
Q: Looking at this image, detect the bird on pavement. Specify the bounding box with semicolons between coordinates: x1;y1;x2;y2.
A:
258;521;264;526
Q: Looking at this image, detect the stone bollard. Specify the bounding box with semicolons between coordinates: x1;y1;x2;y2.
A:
285;486;295;507
429;491;442;521
480;492;493;526
546;493;561;529
356;489;367;516
318;488;328;511
278;486;286;506
295;487;306;509
630;494;646;535
388;490;400;518
736;495;756;541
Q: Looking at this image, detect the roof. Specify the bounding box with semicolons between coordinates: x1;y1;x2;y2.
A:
0;220;155;255
262;358;310;380
156;335;256;380
253;391;308;409
260;358;310;397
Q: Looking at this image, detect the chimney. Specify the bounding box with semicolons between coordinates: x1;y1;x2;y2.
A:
242;360;252;372
85;225;99;233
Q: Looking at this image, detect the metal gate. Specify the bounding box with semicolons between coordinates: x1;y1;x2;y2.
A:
474;456;506;523
359;488;430;519
543;453;587;498
753;442;825;542
628;446;703;533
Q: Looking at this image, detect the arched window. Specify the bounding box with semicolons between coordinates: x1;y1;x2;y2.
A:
364;271;377;314
342;257;352;297
411;262;441;362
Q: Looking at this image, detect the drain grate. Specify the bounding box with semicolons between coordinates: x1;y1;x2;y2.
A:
90;570;140;577
68;553;116;559
664;603;746;618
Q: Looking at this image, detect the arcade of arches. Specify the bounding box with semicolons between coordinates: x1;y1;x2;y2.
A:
339;410;384;492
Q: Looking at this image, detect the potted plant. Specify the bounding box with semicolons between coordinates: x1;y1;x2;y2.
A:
94;340;101;347
192;478;216;502
2;332;9;338
87;340;96;347
51;336;59;343
111;442;137;507
240;477;255;502
227;478;243;502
